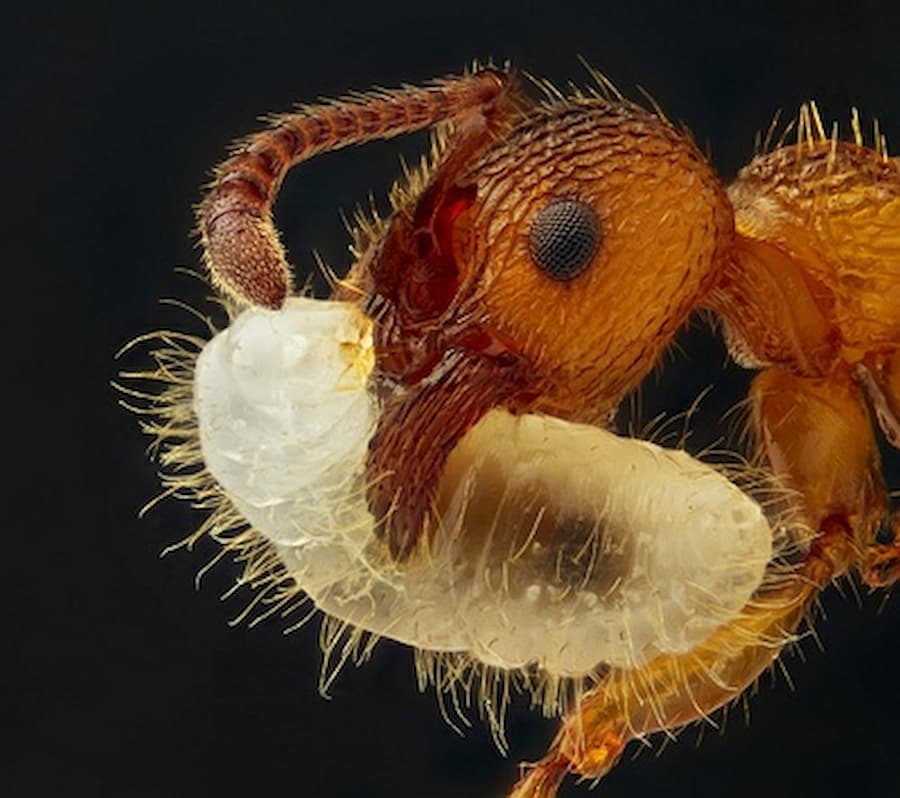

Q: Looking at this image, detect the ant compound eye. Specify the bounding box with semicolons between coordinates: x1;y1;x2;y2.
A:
528;199;600;281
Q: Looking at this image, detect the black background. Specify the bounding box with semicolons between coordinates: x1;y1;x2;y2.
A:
10;1;900;796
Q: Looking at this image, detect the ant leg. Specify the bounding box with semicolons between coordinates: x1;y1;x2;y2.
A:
509;520;852;798
856;351;900;582
750;366;887;538
198;68;517;308
751;365;900;585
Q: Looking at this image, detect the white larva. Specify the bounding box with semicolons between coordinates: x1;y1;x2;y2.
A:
194;297;772;678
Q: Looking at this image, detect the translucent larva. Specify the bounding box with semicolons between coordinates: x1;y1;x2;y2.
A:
194;298;772;681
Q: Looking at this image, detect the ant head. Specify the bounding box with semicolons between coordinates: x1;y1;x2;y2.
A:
356;91;737;558
366;99;734;425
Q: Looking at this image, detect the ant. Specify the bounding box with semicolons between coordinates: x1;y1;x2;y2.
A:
137;64;900;796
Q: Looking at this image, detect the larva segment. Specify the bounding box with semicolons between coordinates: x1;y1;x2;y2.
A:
199;68;514;308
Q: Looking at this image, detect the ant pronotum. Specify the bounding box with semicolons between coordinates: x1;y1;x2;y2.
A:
128;64;899;797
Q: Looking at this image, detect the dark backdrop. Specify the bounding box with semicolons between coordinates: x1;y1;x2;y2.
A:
10;1;900;796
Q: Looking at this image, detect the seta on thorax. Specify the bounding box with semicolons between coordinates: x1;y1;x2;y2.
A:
120;64;900;797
